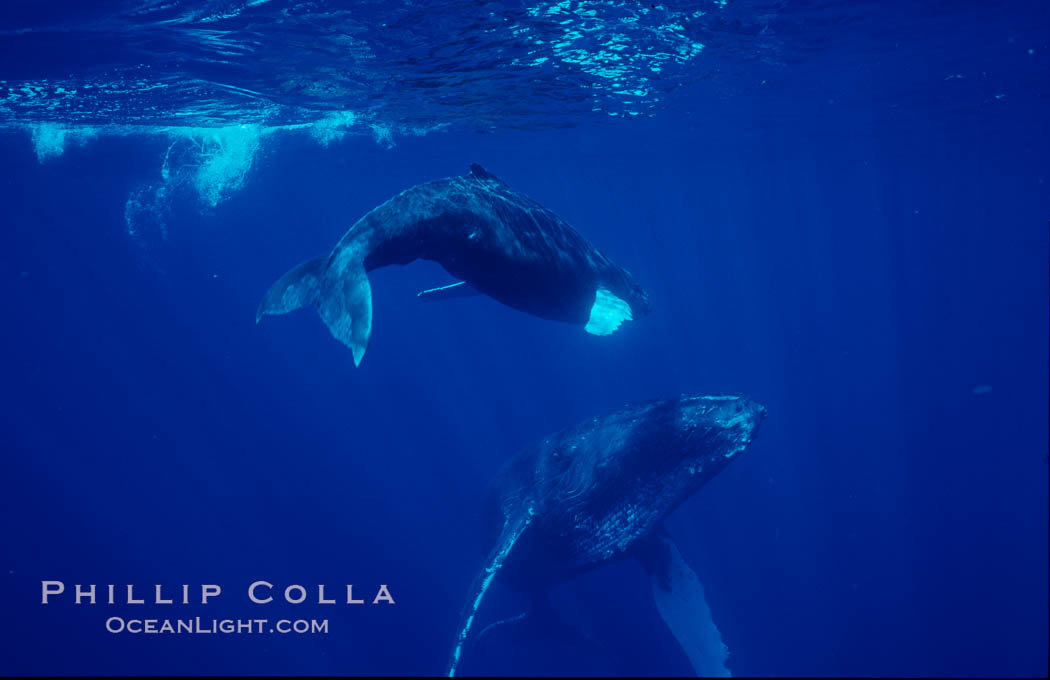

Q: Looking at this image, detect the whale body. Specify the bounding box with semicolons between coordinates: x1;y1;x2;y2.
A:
448;394;765;676
257;164;650;365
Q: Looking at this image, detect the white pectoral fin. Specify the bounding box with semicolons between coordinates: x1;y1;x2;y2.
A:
418;281;481;302
585;287;633;335
447;506;535;677
645;534;731;677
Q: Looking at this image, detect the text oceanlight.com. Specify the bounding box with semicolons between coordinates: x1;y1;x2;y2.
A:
105;617;329;635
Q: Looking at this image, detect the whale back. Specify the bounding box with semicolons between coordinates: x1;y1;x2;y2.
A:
395;165;650;324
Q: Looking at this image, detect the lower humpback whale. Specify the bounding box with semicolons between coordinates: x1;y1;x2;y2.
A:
257;165;650;365
448;394;765;677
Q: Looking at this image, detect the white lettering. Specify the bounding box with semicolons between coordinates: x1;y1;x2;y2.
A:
284;585;306;604
41;581;64;604
201;584;221;604
127;585;144;605
155;585;172;605
373;584;395;604
248;581;273;604
74;583;95;605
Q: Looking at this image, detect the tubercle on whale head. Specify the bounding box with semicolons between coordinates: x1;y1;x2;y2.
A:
675;394;766;461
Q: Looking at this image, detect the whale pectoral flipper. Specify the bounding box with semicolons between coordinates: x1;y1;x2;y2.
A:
637;533;731;678
418;281;481;302
447;507;535;677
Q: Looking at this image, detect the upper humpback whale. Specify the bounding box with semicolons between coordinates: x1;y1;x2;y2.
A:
257;164;650;365
448;394;765;677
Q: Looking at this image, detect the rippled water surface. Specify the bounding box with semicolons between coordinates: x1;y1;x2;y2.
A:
4;1;1042;132
1;0;766;129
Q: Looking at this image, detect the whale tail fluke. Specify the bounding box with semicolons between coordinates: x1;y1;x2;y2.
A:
316;262;372;367
257;255;373;367
257;255;327;323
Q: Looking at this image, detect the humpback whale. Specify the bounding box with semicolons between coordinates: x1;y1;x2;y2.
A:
448;394;765;677
257;165;650;365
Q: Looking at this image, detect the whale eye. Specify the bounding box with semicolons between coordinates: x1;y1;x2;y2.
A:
735;402;743;413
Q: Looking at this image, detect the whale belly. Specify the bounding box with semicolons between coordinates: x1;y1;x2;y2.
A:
439;251;599;325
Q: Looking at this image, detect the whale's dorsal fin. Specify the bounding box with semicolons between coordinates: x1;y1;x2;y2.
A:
447;505;535;677
469;163;503;183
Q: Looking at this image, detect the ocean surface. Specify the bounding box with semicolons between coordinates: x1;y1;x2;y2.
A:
0;0;1047;676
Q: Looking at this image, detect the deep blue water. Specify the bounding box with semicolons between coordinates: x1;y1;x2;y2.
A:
1;1;1047;677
